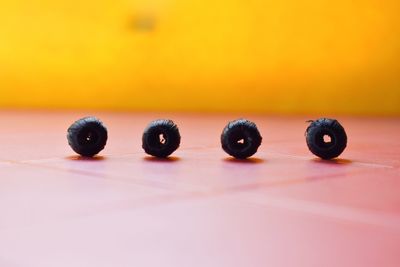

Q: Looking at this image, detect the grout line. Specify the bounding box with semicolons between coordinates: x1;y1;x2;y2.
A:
2;148;395;169
0;167;378;231
2;159;205;193
267;151;395;169
242;193;400;231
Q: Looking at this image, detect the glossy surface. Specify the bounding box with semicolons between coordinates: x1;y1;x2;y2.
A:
0;111;399;267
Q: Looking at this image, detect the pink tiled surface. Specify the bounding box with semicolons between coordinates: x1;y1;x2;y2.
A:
0;111;399;267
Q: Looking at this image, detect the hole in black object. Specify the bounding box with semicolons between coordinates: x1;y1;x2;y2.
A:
230;132;249;150
77;129;99;146
315;131;335;149
323;134;332;143
159;133;166;145
148;130;168;149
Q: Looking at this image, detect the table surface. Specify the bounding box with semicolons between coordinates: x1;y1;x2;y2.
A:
1;110;399;267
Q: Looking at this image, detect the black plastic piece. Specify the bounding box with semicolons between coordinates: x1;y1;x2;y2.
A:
221;119;262;159
305;118;347;160
142;119;181;158
67;117;108;157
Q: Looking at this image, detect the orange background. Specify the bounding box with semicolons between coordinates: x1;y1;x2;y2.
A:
0;0;399;114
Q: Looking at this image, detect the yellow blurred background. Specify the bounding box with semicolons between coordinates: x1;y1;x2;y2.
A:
0;0;399;115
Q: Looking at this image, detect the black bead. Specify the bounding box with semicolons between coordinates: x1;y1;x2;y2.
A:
142;119;181;158
221;119;262;159
305;118;347;160
67;117;108;157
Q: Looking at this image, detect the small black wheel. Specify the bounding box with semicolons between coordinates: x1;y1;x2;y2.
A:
305;118;347;160
67;117;108;157
142;119;181;158
221;119;262;159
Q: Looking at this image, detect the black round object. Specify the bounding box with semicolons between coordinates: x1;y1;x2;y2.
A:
142;119;181;158
221;119;262;159
67;117;108;157
305;118;347;160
